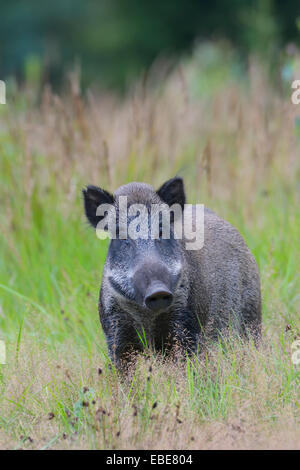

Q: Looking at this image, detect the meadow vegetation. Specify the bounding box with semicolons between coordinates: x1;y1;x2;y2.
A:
0;50;299;449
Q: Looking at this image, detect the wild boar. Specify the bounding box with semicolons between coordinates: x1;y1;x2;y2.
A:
82;177;261;368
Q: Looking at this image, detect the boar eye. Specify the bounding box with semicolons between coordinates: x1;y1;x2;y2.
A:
121;238;133;247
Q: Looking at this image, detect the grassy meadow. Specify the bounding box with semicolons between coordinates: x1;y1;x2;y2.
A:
0;52;300;449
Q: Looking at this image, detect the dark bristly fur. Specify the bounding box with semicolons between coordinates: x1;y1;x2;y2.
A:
83;177;261;368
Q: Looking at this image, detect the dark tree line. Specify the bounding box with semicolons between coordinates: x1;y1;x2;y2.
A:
0;0;299;89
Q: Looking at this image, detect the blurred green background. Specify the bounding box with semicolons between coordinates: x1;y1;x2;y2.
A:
1;0;300;90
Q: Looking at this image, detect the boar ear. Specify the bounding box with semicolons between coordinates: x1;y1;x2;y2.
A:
157;177;186;209
82;185;114;228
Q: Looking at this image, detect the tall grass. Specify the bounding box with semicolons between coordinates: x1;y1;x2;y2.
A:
0;51;299;449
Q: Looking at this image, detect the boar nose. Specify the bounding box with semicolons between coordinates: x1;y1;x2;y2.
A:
144;283;173;312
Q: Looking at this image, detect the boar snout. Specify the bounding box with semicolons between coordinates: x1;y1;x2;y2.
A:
144;282;173;312
132;259;176;311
